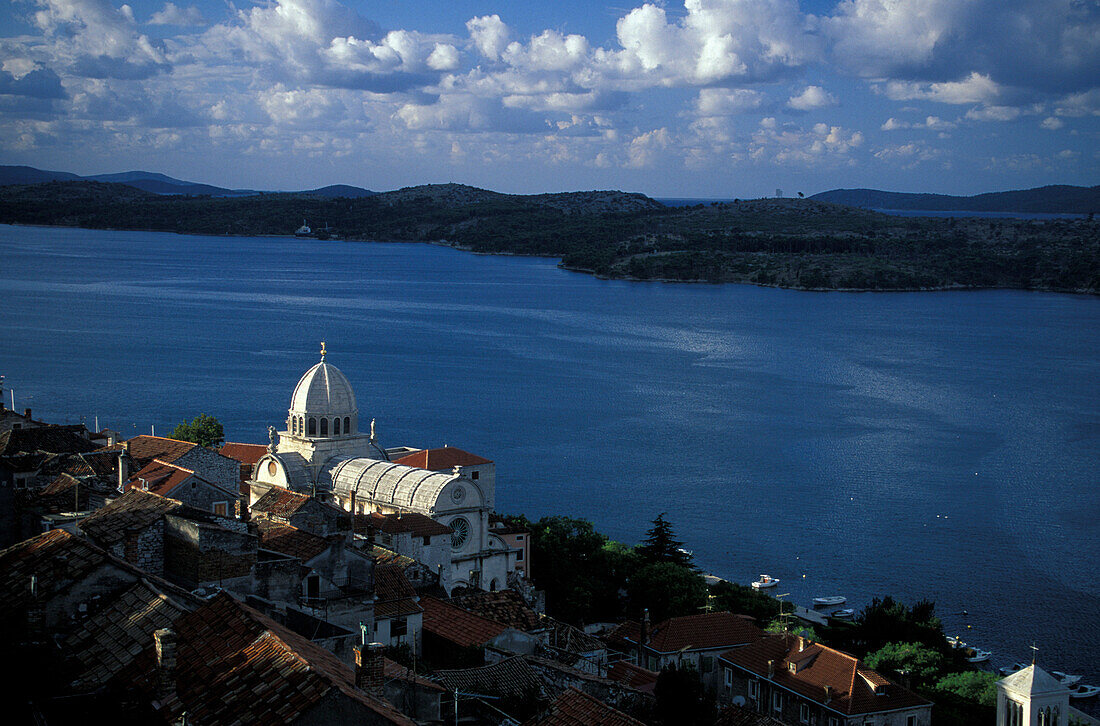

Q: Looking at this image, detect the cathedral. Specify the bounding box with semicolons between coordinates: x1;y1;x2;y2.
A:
248;345;517;593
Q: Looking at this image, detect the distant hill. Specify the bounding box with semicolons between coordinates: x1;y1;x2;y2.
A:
812;185;1100;214
0;165;82;185
372;182;662;214
302;184;376;198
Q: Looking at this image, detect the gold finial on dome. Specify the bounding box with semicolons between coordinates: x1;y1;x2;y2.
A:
320;341;327;361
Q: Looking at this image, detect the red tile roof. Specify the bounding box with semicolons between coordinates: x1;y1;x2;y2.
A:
253;518;331;562
522;687;645;726
116;435;197;466
125;458;196;496
218;442;269;465
450;589;541;631
79;489;186;545
615;611;762;653
376;598;423;619
252;487;312;518
0;529;114;617
375;563;418;601
364;511;452;537
420;596;508;648
384;658;445;693
606;661;658;694
720;634;931;716
112;592;415;725
393;446;491;470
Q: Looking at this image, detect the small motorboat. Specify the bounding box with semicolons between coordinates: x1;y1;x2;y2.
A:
946;635;966;649
1068;684;1100;699
998;662;1029;677
813;596;847;606
831;609;855;620
752;575;779;589
965;648;992;663
1052;671;1083;687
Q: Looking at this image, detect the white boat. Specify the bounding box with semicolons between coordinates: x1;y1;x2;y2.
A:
998;662;1029;677
831;609;855;619
966;648;992;663
1052;671;1083;687
813;596;847;606
947;635;967;648
295;220;312;237
1068;684;1100;699
751;575;779;589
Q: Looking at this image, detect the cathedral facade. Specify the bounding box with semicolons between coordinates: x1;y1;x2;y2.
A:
248;348;517;593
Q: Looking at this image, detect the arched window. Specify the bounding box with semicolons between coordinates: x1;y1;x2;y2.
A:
320;418;328;436
489;578;499;591
344;416;351;433
293;418;299;435
299;416;305;435
308;417;316;436
334;418;341;435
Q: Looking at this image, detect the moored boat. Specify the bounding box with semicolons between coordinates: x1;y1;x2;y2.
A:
965;648;992;663
751;575;779;589
831;608;855;619
813;596;847;606
1052;671;1083;687
1068;684;1100;699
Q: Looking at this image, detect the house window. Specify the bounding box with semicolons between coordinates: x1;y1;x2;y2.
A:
213;501;228;516
701;656;713;673
790;662;798;673
516;549;524;561
515;534;524;541
748;680;759;699
724;668;733;689
828;718;838;726
772;692;783;712
800;703;810;724
471;471;479;480
391;617;407;637
906;717;916;726
423;536;430;546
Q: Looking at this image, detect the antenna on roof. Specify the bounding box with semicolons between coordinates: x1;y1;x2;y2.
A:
1030;643;1039;665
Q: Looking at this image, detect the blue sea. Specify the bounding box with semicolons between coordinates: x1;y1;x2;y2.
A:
1;224;1097;690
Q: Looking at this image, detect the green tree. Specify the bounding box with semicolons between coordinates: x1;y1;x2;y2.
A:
864;642;945;689
708;580;781;623
636;512;694;568
836;597;946;658
933;671;999;707
170;413;225;448
627;562;707;623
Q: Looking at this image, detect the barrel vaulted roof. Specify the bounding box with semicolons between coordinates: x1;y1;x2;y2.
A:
328;457;463;513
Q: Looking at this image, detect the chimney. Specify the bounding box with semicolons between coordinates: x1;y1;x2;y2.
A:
824;685;832;704
354;642;386;697
638;608;650;666
24;407;32;420
767;659;776;679
154;628;178;700
798;635;805;652
118;451;129;491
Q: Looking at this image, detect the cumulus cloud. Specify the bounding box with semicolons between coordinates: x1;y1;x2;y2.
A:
0;66;66;99
148;2;204;26
825;0;1100;94
626;127;671;168
964;105;1021;122
28;0;169;79
787;85;837;111
881;72;1001;105
1040;116;1064;130
694;88;765;116
467;14;510;61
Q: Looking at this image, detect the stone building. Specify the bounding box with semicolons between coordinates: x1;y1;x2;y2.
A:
248;347;518;593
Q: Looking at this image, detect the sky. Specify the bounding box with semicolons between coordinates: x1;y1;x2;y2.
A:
0;0;1097;197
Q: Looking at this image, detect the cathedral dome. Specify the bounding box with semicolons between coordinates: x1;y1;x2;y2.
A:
290;359;357;417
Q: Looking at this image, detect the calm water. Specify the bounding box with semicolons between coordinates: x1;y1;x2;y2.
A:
2;224;1098;685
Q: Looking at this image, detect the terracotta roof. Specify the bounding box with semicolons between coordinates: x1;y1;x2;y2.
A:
79;489;186;545
615;611;762;654
393;446;491;470
376;597;423;619
115;435;197;466
421;596;508;648
253;518;331;562
720;634;931;716
384;657;445;693
606;661;659;693
59;450;124;478
252;487;312;517
0;425;99;456
218;442;269;465
125;459;195;496
370;545;419;570
376;563;418;602
0;529;114;617
364;511;453;537
432;656;546;701
112;592;415;725
450;589;541;631
522;687;645;726
68;580;197;691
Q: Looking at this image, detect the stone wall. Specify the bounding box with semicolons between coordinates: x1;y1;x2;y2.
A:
117;519;166;577
175;448;240;491
164;516;255;586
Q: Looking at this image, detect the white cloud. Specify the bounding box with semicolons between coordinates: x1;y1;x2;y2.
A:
787;85;837;111
148;2;204;26
881;117;907;130
1040;116;1064;130
626;126;671;168
964;105;1021;122
881;72;1001;105
426;43;460;71
1054;89;1100;117
694;88;764;116
467;14;510;61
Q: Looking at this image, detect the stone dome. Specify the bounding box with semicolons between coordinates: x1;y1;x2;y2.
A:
290;360;358;417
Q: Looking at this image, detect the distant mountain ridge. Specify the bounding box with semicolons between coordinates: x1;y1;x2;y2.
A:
811;185;1099;214
0;165;376;199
